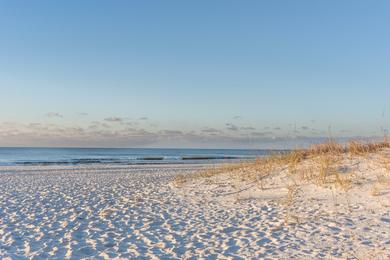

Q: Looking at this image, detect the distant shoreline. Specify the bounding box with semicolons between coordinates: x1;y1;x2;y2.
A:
0;147;290;166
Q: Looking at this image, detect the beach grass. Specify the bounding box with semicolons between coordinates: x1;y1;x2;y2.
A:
174;138;390;192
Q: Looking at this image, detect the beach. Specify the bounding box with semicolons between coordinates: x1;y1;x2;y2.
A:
0;164;207;259
1;149;389;259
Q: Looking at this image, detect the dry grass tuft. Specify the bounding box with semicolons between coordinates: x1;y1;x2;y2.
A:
285;184;299;205
306;140;345;156
348;139;390;156
334;172;353;191
172;162;249;186
315;154;336;185
172;174;188;187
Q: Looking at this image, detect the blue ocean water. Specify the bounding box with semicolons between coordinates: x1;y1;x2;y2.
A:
0;147;286;166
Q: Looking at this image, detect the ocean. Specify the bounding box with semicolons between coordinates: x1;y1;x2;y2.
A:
0;147;286;166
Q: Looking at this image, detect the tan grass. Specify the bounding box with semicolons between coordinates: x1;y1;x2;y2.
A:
173;138;390;192
379;154;390;172
334;172;353;191
348;139;390;156
306;140;345;156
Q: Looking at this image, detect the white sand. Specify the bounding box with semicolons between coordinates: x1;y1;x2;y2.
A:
0;153;389;259
174;150;390;259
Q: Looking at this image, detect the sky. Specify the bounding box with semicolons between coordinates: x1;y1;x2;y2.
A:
0;1;389;148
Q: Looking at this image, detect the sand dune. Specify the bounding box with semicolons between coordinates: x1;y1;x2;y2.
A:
173;149;390;259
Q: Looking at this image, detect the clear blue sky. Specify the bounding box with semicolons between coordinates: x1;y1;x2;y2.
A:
0;1;389;148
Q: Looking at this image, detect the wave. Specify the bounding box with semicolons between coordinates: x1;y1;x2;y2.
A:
7;155;253;166
0;147;282;166
181;156;243;160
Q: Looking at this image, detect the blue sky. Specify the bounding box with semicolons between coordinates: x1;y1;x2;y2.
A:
0;1;389;148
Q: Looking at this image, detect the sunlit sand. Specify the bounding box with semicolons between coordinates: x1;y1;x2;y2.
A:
1;142;389;259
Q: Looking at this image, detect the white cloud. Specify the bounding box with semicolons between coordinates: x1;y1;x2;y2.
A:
226;123;239;131
46;112;63;118
104;117;123;123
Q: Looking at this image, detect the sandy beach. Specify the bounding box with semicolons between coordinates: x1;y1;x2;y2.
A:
0;164;208;259
1;148;390;259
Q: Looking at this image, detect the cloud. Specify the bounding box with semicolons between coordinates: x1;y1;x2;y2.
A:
251;131;273;136
273;127;281;130
89;121;112;129
29;123;42;128
301;126;309;130
79;112;88;116
160;130;184;135
240;126;256;131
123;127;138;132
233;116;242;119
138;117;148;120
251;132;266;137
126;121;136;126
226;123;239;131
88;124;99;130
201;127;222;134
104;117;123;123
1;120;383;148
46;112;63;118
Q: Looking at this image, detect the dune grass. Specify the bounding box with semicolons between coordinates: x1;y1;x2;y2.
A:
173;138;390;191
